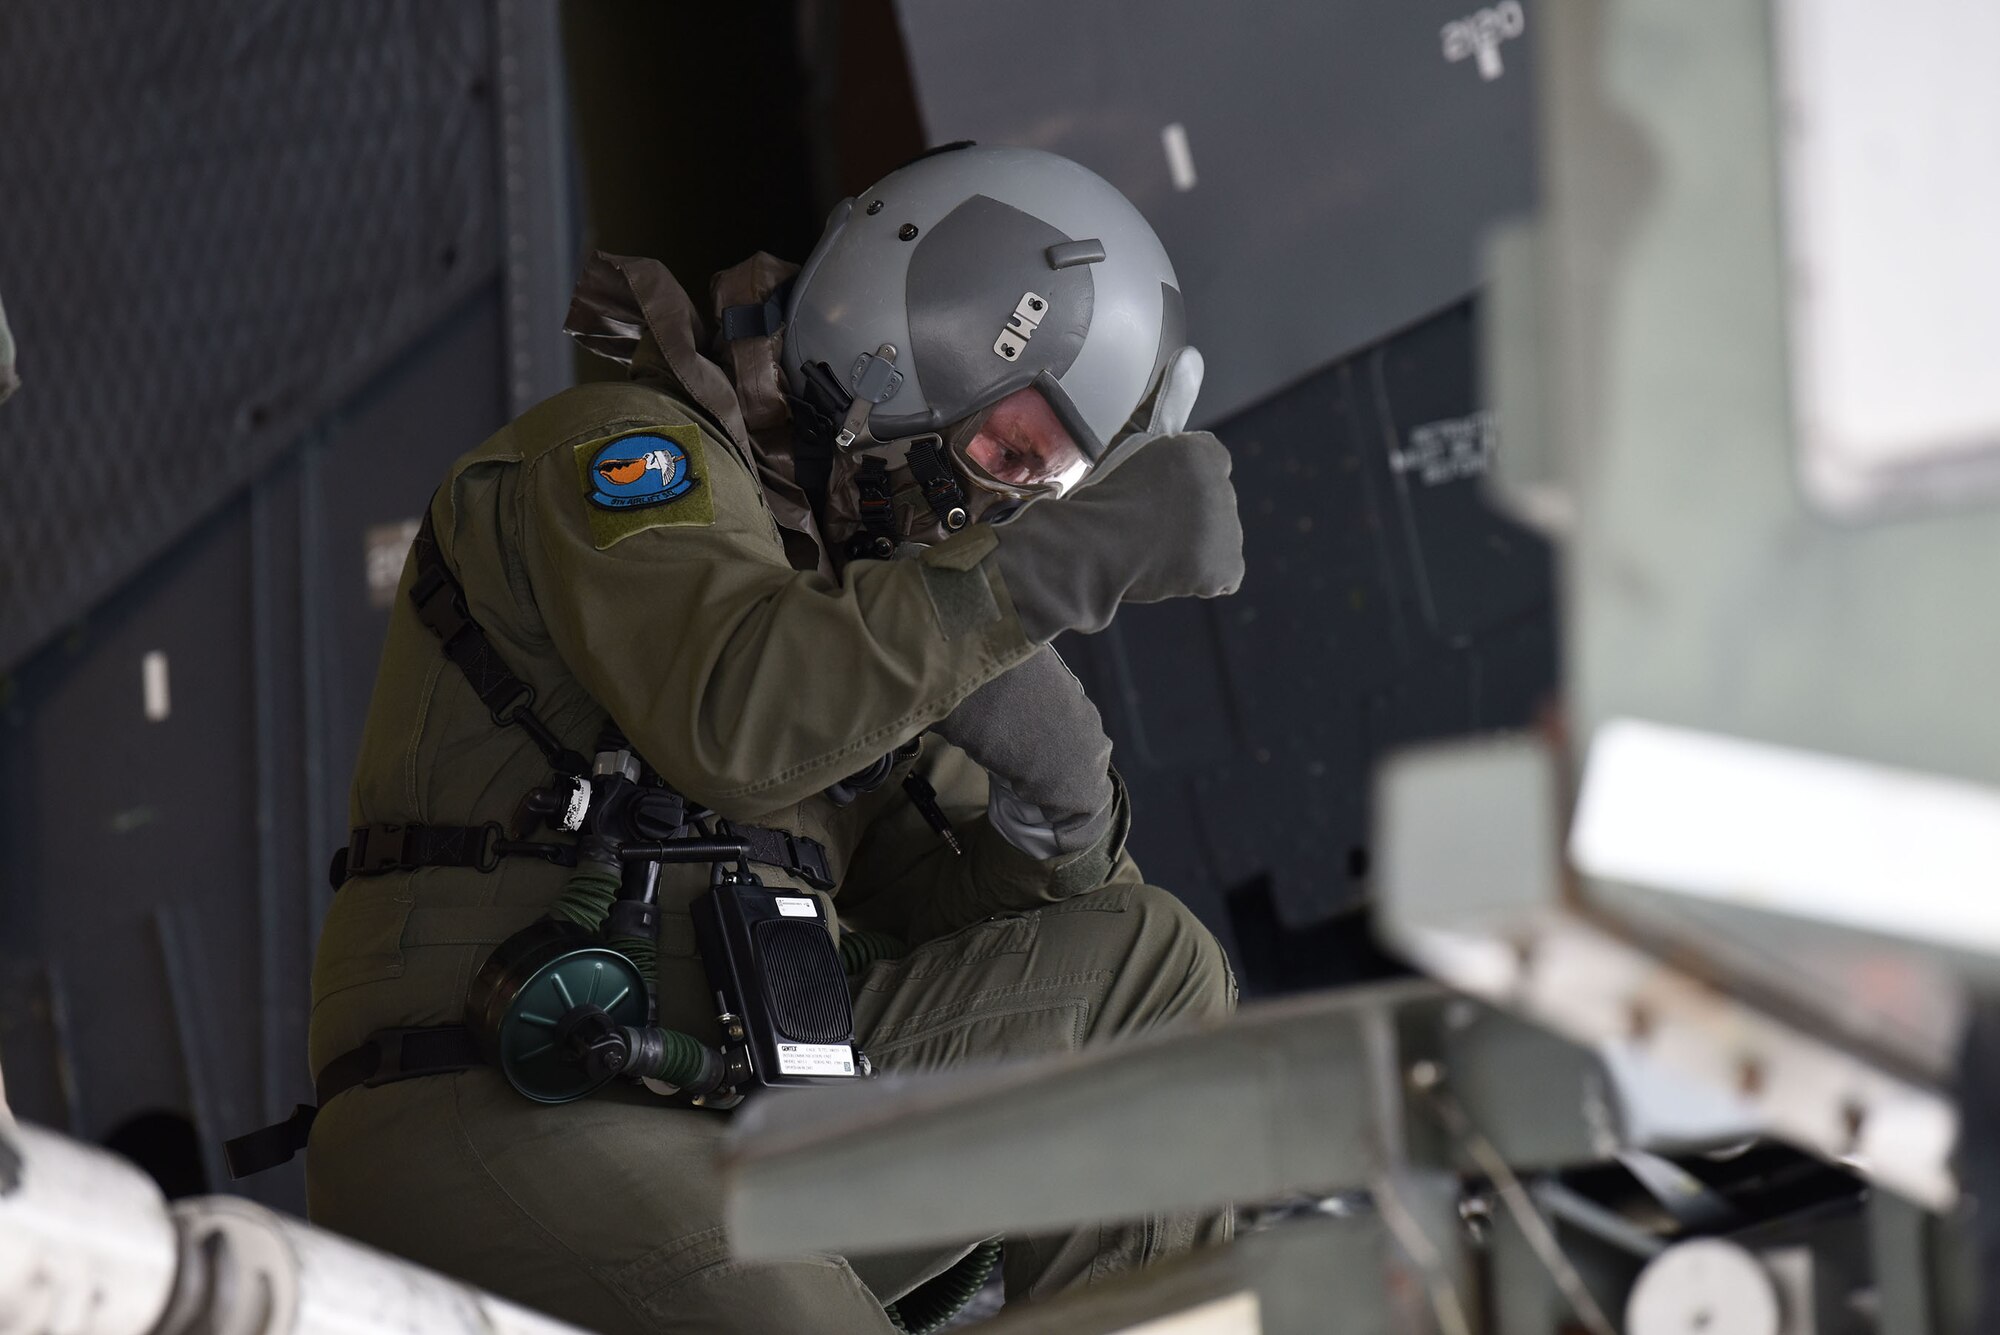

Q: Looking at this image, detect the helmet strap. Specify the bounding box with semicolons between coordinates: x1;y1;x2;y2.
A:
904;435;970;533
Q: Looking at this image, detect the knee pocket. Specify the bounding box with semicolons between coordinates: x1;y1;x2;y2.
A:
1119;884;1236;1018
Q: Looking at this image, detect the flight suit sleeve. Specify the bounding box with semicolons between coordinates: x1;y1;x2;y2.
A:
839;738;1133;945
514;415;1036;817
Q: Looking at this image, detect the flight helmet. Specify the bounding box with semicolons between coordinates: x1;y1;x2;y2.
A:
782;144;1195;497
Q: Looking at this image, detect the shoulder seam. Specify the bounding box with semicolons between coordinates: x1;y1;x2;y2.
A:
516;383;709;466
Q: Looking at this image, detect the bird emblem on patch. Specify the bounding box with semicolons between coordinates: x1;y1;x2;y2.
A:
587;432;698;510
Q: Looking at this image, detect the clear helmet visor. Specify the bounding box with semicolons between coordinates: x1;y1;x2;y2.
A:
945;384;1092;500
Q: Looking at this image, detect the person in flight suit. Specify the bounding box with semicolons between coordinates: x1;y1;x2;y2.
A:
304;144;1245;1333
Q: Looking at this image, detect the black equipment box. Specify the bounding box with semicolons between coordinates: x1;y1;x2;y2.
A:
692;875;862;1087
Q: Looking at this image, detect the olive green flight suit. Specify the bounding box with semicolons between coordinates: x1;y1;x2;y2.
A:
305;261;1234;1333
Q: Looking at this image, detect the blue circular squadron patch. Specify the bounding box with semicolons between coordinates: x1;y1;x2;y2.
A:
587;433;697;510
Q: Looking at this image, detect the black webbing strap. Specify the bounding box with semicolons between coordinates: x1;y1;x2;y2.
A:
371;509;835;894
788;360;849;516
328;822;577;889
719;277;794;342
223;1025;480;1177
718;819;835;890
331;819;828;890
317;1026;482;1103
222;1106;316;1179
409;509;585;777
854;455;897;541
905;437;968;530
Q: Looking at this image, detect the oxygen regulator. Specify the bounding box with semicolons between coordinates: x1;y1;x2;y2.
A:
463;725;871;1108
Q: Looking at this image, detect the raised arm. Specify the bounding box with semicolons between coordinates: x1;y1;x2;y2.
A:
518;409;1034;815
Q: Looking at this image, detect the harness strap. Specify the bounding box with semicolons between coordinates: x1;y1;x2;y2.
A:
854;455;898;540
906;436;969;531
719;819;835;890
409;509;585;777
332;819;833;891
317;1025;483;1103
348;505;836;892
327;822;578;889
224;1031;480;1175
223;1025;480;1178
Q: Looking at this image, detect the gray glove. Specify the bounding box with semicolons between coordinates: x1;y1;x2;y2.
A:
989;430;1244;642
932;646;1115;858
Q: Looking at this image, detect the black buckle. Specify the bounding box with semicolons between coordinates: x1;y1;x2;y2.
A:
788;833;833;890
488;680;536;727
360;1030;404;1089
348;823;410;876
346;822;508;875
409;564;474;647
475;822;504;873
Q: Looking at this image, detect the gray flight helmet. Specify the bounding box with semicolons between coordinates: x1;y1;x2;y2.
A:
781;145;1187;463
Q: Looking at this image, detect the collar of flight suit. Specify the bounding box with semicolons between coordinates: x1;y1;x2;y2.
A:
566;249;835;577
565;250;758;472
710;252;836;578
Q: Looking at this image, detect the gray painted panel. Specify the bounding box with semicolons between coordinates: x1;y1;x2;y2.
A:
0;291;508;1210
0;1;501;671
0;481;264;1155
893;0;1539;424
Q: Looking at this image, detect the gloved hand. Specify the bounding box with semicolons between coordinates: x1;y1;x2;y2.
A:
931;645;1115;858
988;430;1244;642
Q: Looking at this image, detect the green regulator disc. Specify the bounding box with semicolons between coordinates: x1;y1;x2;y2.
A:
467;920;651;1104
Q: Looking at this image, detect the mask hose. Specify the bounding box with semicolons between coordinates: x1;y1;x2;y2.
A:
885;1239;1004;1333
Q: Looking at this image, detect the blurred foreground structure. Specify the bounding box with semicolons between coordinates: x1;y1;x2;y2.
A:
721;1;2000;1332
0;1113;589;1335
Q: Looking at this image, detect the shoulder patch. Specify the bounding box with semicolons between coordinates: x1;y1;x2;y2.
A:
574;423;715;547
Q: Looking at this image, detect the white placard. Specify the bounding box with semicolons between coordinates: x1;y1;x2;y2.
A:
776;1042;856;1077
775;896;819;919
1161;123;1197;192
141;650;171;722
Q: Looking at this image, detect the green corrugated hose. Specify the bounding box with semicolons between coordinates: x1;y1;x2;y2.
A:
632;1025;719;1090
885;1239;1004;1333
547;863;619;929
839;928;906;976
547;863;657;983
